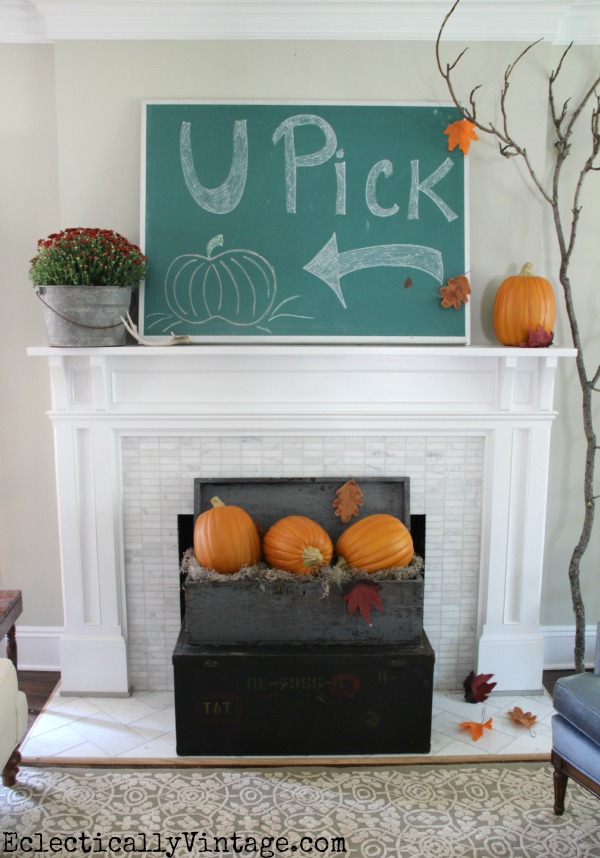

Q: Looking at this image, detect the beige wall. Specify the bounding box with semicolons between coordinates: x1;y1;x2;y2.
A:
1;39;598;651
0;45;62;626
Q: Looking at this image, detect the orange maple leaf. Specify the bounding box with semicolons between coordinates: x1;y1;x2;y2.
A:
460;717;493;741
444;118;479;155
439;275;471;309
507;707;537;729
333;478;364;523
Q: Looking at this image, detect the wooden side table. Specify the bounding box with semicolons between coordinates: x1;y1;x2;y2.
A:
0;590;23;669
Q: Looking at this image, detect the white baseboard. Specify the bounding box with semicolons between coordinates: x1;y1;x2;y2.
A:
0;625;63;671
2;624;596;674
541;624;598;670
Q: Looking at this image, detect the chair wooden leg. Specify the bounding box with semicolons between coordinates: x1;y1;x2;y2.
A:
553;764;568;815
2;748;21;788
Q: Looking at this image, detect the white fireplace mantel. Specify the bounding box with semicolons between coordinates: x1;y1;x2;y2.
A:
29;343;575;695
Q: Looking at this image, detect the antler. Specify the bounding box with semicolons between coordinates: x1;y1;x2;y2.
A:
121;313;191;346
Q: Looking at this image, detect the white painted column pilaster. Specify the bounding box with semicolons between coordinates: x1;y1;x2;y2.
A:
476;355;557;691
48;356;129;695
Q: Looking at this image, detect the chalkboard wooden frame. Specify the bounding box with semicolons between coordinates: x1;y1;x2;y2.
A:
140;100;470;343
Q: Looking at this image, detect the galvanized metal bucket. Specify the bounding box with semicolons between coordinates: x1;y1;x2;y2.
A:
36;285;132;347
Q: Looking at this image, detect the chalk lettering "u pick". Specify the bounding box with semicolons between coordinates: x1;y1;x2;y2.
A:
179;114;457;222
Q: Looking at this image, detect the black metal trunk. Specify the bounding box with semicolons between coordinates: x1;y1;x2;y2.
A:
172;626;434;756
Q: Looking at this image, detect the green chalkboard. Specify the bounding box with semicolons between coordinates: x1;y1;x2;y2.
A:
141;101;469;342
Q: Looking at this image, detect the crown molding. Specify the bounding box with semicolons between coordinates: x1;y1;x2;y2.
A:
1;1;599;45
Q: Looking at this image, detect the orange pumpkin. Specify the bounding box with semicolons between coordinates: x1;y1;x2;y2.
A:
493;262;556;346
263;515;333;575
335;513;414;572
193;496;261;574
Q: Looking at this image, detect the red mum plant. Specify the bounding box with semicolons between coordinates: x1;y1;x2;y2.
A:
29;227;147;289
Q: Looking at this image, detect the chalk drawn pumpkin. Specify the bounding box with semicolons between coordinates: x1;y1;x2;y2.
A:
165;235;277;326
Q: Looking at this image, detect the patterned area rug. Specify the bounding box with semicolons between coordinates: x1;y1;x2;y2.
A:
1;763;599;857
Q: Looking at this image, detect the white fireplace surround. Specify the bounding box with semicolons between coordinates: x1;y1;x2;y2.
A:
29;344;575;696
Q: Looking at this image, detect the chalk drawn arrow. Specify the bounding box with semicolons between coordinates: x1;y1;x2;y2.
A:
303;233;444;308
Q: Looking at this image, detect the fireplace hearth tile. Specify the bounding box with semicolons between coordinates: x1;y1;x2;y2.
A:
20;686;555;763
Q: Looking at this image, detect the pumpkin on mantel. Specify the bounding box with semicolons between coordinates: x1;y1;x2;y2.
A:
493;262;556;346
263;515;333;575
193;496;261;574
335;513;414;573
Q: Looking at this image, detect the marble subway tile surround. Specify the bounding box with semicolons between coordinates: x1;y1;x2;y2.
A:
122;434;483;692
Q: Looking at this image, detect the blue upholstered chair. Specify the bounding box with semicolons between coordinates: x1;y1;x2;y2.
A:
551;622;600;814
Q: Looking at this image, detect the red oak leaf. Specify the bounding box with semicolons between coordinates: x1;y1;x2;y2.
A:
444;119;479;154
344;582;383;626
463;671;497;703
519;326;554;348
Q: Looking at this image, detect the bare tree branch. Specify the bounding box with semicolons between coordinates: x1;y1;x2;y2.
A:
550;43;574;132
435;0;551;202
437;0;600;673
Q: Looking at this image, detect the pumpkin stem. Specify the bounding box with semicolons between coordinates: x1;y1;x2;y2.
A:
210;496;226;508
518;262;533;277
207;235;224;259
301;545;324;569
334;556;349;570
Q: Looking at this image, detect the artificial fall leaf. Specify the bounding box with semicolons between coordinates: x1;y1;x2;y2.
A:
444;118;479;155
507;706;537;729
519;325;554;348
333;478;364;523
344;582;383;626
463;671;497;703
460;717;493;741
439;275;471;309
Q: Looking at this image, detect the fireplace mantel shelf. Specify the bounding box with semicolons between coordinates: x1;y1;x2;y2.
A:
29;344;576;358
30;343;575;695
29;343;576;425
